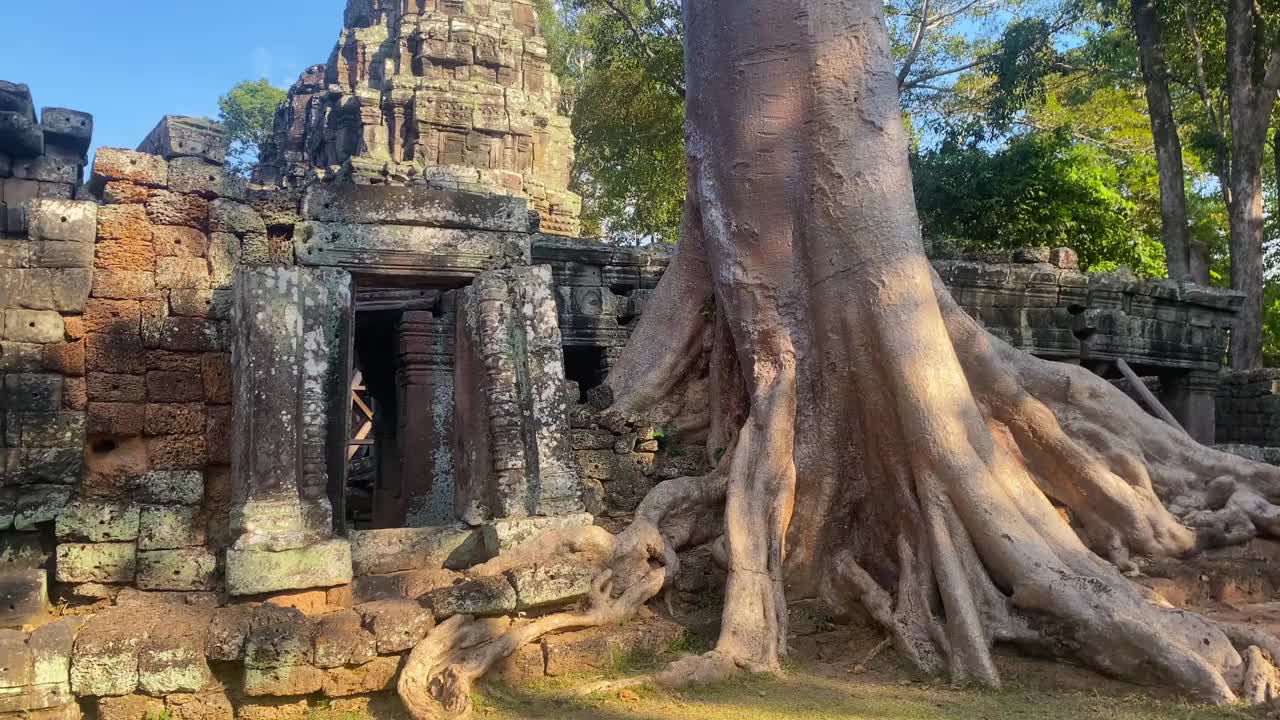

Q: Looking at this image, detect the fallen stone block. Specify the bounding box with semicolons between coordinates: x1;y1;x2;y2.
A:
480;513;594;556
420;576;517;619
354;600;434;654
507;560;596;611
225;540;352;596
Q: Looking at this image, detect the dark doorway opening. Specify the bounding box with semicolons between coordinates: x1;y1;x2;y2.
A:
347;309;401;530
563;345;608;402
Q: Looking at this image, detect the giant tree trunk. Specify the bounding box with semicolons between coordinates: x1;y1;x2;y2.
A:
603;0;1280;701
1131;0;1194;282
396;3;1280;716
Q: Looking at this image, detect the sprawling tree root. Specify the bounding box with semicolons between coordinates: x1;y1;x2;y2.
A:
397;569;665;720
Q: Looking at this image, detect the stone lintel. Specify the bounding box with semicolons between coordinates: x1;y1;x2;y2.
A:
302;183;532;232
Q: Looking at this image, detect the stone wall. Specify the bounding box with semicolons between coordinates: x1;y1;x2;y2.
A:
1217;370;1280;448
0;81;97;639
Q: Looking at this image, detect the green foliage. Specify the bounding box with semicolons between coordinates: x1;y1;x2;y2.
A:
217;79;286;177
143;710;172;720
913;131;1162;274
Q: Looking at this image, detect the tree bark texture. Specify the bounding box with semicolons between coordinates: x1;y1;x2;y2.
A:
1131;0;1194;282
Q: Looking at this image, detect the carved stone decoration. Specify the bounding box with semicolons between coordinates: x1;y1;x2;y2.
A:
454;265;582;524
255;0;582;237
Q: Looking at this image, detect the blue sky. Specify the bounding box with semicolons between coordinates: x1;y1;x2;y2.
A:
1;0;346;163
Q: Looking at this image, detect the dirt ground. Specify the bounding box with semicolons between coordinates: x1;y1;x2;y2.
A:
316;607;1267;720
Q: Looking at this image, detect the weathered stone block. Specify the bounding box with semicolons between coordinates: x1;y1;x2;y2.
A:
481;513;594;557
225;541;352;596
41;107;92;155
145;371;203;402
152;225;208;258
204;605;253;662
146;191;209;229
0;682;73;713
0;629;33;688
349;527;483;575
137;549;216;591
129;470;203;505
27;199;95;244
0;570;47;628
242;664;324;697
302;184;529;232
420;576;516;619
13;412;84;448
508;560;595;611
70;608;144;696
155;257;209;290
0;533;49;569
55;543;135;584
90;271;157;301
137;117;226;165
3;310;63;343
55;501;139;543
164;691;233;720
85;334;145;374
0;343;41;372
320;656;400;698
354;600;434;654
144;434;208;470
136;614;212;695
86;403;144;436
94;204;155;271
0;112;43;157
29;617;80;686
84;299;141;335
208;200;264;236
14;486;73;529
244;605;312;669
91;149;167;189
143;404;204;436
41;340;85;376
311;610;376;669
96;694;162;720
1;371;61;412
168;158;244;201
85;373;145;402
29;241;93;269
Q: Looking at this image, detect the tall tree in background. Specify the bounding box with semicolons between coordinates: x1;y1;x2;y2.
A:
1129;0;1199;281
217;79;286;177
1225;0;1280;369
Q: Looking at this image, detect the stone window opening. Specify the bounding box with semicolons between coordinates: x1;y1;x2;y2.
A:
562;345;608;402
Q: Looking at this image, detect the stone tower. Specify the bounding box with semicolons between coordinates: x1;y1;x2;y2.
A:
255;0;582;236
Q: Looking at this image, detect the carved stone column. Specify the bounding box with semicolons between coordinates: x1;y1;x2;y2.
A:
226;267;353;595
454;266;582;524
395;309;457;527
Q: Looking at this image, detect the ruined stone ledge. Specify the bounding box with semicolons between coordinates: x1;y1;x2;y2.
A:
348;527;484;576
294;221;531;276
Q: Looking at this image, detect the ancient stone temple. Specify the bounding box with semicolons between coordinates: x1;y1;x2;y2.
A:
253;0;583;237
0;10;1260;716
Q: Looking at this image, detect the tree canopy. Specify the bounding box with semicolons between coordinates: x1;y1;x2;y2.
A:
217;79;286;177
